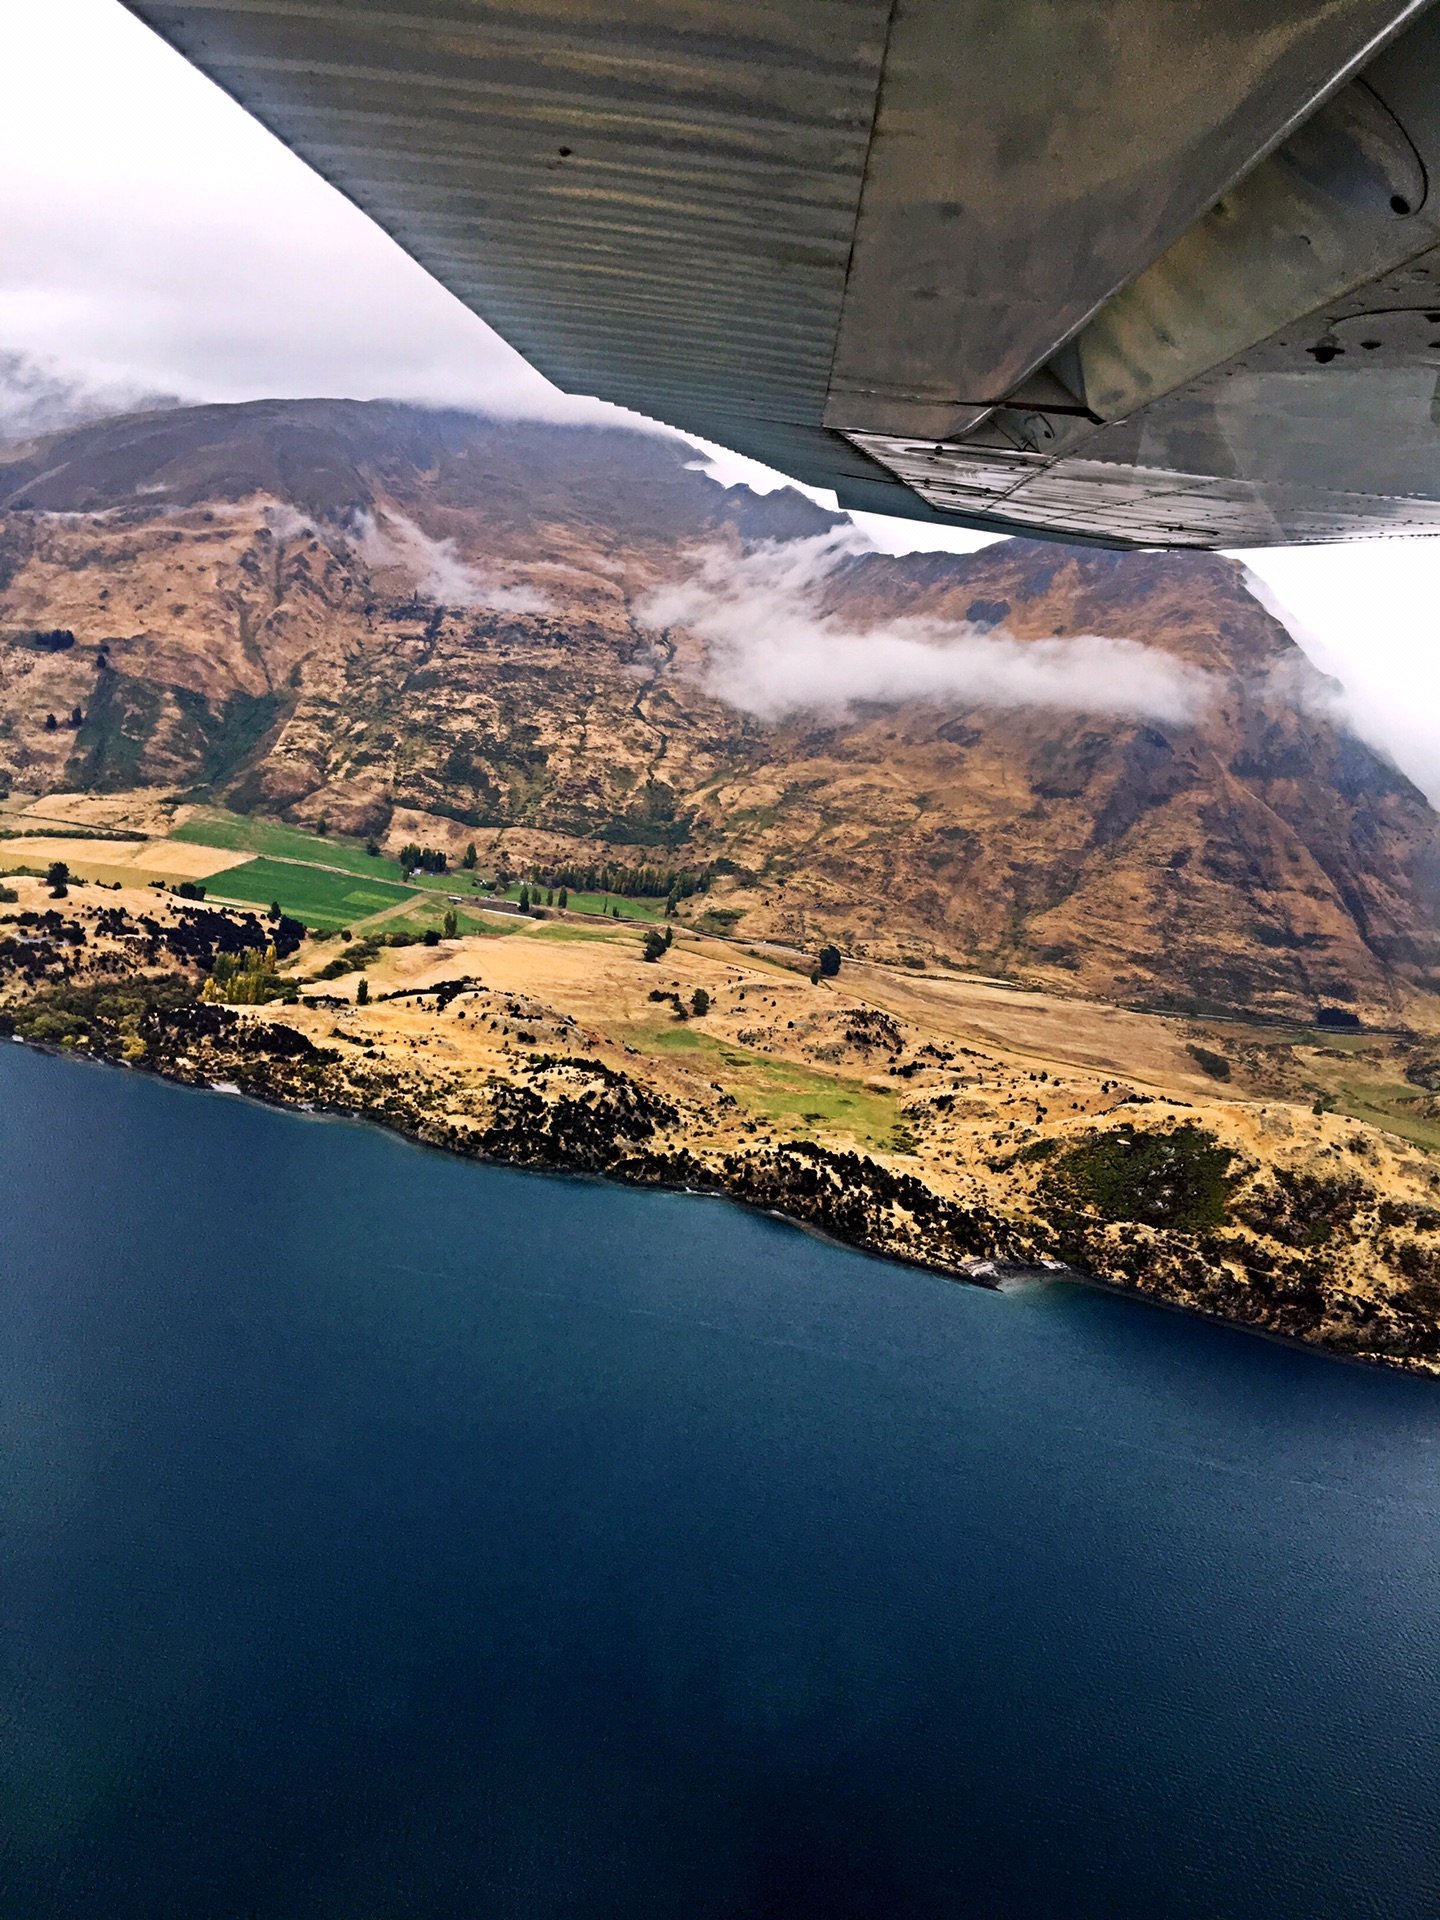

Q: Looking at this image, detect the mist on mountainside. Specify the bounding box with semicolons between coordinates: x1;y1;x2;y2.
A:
0;349;182;448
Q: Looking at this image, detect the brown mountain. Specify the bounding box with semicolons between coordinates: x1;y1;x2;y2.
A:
2;398;1437;1022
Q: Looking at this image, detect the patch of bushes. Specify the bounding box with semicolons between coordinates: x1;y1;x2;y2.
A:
1015;1136;1059;1164
3;974;193;1059
1234;1169;1374;1248
1186;1042;1231;1080
695;907;744;935
1040;1123;1237;1232
13;628;75;652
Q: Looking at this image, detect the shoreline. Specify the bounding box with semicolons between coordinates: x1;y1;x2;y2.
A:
10;1025;1440;1381
7;876;1440;1376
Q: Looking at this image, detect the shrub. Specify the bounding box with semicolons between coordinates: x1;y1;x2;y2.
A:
696;906;744;935
818;944;841;978
1185;1042;1231;1081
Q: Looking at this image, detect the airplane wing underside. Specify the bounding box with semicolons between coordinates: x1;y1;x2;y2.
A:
124;0;1440;546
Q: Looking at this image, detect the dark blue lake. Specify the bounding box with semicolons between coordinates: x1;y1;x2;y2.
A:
4;1046;1440;1917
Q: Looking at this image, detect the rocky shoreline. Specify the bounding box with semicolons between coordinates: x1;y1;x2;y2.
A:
7;879;1440;1376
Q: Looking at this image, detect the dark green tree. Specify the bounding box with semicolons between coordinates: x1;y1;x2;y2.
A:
461;842;477;870
818;945;842;978
356;977;369;1006
45;860;70;894
691;987;710;1017
642;929;667;962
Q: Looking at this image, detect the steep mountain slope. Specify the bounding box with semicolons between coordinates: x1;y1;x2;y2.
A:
1;399;1436;1021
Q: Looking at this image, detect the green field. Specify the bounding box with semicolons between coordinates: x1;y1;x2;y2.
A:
171;814;672;919
736;1070;896;1146
467;884;664;921
637;1025;896;1146
551;889;664;922
203;857;420;931
1321;1072;1440;1154
378;903;522;938
523;920;634;944
173;810;411;883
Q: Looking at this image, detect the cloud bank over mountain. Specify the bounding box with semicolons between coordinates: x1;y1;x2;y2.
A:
640;533;1214;727
0;350;180;447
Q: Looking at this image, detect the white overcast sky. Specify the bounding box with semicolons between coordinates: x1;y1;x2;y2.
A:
5;0;1440;801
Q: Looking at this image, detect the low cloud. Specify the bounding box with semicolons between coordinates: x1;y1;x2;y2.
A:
353;510;549;613
0;349;179;446
263;502;319;542
1240;558;1440;804
637;533;1213;726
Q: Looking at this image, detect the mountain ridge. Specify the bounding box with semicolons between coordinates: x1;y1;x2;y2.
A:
1;397;1435;1024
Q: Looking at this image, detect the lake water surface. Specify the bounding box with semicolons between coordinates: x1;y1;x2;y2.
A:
4;1045;1440;1917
